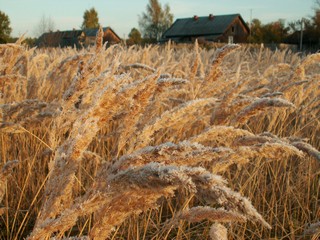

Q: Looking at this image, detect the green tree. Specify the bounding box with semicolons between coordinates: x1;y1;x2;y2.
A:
127;28;142;45
262;20;288;43
249;18;289;44
81;8;99;29
0;10;12;43
248;18;264;43
138;0;173;41
24;37;37;47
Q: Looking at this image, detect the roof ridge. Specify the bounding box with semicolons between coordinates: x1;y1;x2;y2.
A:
176;13;240;20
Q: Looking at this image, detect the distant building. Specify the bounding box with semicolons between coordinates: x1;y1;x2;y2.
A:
162;13;250;44
83;27;121;46
37;27;121;48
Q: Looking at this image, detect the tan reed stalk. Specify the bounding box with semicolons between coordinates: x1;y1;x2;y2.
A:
280;80;308;96
32;72;129;229
0;41;318;240
157;77;189;86
210;81;248;125
238;142;304;159
205;44;241;82
0;99;59;125
36;53;93;101
33;65;165;237
82;150;102;166
0;74;27;103
189;125;254;147
29;163;201;239
290;141;320;162
109;141;235;173
117;73;159;155
226;82;256;105
209;142;304;173
261;92;284;98
30;161;270;239
0;160;19;204
263;63;291;78
121;63;156;73
0;122;24;133
190;40;199;81
135;78;190;130
95;26;103;53
200;184;271;229
203;78;239;98
173;206;246;223
51;52;114;144
290;53;320;81
188;40;205;99
60;41;117;115
130;97;218;151
209;223;228;240
28;193;105;240
90;163;268;239
231;97;295;125
0;43;25;75
231;133;285;147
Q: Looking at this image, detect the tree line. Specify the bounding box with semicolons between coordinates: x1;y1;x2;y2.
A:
249;10;320;49
0;0;319;49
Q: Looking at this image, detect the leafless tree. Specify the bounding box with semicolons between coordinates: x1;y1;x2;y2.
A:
34;15;55;37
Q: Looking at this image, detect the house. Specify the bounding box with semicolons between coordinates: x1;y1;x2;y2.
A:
83;27;121;46
162;13;250;44
37;30;84;48
37;27;121;48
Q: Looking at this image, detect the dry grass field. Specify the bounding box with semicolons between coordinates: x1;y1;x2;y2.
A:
0;31;319;239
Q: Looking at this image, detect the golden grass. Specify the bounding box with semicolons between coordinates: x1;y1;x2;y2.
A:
0;36;319;240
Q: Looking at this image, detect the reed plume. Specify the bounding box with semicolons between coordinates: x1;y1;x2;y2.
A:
231;97;295;125
117;73;159;154
209;223;228;240
189;125;254;147
0;40;318;240
130;97;218;151
303;221;320;239
95;26;103;53
109;141;235;173
206;44;241;82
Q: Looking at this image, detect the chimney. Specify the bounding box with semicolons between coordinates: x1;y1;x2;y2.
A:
209;14;214;20
193;15;199;21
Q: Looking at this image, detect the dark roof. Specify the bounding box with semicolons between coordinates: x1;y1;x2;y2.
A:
62;30;83;38
37;27;121;48
163;14;248;38
84;27;109;37
39;30;82;40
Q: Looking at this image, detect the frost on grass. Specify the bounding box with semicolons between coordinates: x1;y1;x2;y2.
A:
1;40;318;240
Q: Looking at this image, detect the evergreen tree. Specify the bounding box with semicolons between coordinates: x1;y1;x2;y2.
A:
127;28;142;45
82;8;99;29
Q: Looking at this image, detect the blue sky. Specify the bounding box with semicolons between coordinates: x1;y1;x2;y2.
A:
0;0;317;38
